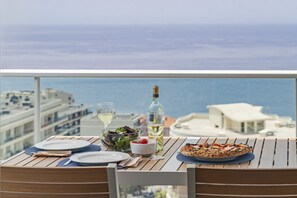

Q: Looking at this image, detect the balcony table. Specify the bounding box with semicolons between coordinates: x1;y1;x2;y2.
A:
1;136;297;186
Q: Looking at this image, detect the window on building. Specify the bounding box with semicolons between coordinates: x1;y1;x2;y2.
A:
5;130;12;139
241;122;245;133
247;122;254;133
257;121;265;131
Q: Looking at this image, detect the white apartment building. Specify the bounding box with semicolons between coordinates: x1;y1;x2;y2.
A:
0;89;91;161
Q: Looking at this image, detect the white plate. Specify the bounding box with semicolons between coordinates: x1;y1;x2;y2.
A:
70;151;130;165
35;140;90;151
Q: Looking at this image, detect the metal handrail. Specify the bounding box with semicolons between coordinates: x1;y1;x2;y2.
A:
1;69;297;78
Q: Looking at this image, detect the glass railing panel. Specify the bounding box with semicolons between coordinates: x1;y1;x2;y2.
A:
39;77;296;139
0;76;296;162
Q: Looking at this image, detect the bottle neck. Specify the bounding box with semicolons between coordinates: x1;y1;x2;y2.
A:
153;96;159;103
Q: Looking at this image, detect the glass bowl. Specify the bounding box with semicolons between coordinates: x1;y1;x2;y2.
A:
100;126;139;152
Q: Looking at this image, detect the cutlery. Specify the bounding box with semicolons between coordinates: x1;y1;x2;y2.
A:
31;150;71;157
118;156;135;168
63;159;72;166
126;156;142;168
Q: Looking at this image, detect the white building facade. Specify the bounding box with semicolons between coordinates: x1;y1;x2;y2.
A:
0;89;91;161
208;103;271;134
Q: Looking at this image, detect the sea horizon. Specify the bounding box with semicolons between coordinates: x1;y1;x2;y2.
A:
1;24;297;70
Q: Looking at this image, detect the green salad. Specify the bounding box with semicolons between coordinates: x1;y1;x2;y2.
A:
101;126;139;151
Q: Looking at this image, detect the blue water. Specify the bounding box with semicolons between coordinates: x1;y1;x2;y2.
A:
1;77;296;120
1;25;297;69
0;25;296;119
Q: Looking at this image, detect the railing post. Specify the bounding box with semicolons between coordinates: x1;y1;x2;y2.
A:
296;78;297;137
34;77;41;143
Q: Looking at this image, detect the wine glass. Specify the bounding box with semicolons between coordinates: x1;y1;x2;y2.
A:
147;113;165;160
97;102;115;135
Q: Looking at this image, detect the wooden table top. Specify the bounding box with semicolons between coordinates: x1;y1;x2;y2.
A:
1;136;297;185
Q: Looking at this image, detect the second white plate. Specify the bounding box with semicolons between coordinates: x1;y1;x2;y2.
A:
70;151;130;165
35;140;90;151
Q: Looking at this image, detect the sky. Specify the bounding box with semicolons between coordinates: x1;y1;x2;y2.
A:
1;0;297;25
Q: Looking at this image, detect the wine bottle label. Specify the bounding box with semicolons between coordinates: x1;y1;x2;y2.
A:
149;113;164;123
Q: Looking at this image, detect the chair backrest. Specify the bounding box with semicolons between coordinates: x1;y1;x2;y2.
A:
0;163;119;198
187;164;297;198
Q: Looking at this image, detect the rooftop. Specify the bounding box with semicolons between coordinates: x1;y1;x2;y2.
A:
0;89;73;118
170;113;295;138
207;103;272;122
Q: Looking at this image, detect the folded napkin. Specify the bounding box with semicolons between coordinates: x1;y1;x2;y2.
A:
32;150;72;157
118;156;142;168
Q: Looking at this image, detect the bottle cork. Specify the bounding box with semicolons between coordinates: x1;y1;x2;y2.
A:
153;85;159;98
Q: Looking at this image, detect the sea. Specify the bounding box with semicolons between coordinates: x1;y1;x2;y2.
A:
0;25;296;119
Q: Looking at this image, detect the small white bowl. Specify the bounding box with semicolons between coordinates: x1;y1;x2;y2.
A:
130;141;156;155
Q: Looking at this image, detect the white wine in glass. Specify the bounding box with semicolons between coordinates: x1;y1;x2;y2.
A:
147;118;165;160
147;124;164;137
97;113;114;127
97;102;115;133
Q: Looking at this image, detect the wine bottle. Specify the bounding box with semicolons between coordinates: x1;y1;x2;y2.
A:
147;85;164;152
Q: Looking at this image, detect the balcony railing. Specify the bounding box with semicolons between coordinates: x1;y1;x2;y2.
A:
24;129;34;135
1;69;297;144
1;69;297;78
4;137;14;143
